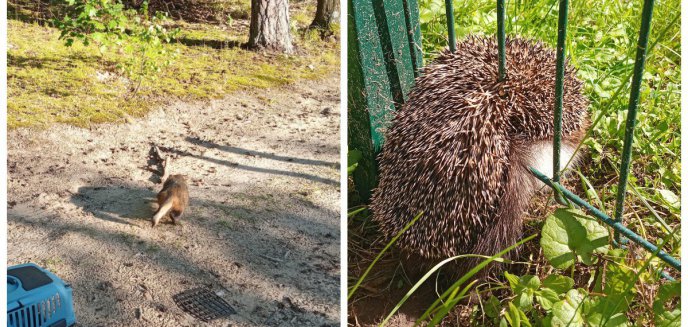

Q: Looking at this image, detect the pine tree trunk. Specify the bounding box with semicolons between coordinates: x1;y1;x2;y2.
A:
248;0;293;53
311;0;339;29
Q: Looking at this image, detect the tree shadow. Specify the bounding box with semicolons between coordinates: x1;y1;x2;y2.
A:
8;53;117;70
161;146;339;187
186;136;338;167
8;2;65;25
173;37;245;50
11;184;340;326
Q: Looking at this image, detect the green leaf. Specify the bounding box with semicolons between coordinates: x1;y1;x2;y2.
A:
550;289;585;327
657;189;680;209
506;302;521;327
347;163;358;175
86;6;97;17
540;208;609;269
585;298;630;327
515;292;533;312
348;149;362;175
655;309;681;327
484;295;502;319
519;275;541;291
653;281;681;327
504;271;520;291
536;288;560;311
509;275;539;312
542;275;574;295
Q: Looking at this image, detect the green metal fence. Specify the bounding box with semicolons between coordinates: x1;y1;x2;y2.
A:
348;0;680;277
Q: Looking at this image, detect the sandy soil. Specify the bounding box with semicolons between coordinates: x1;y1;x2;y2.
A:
8;74;341;326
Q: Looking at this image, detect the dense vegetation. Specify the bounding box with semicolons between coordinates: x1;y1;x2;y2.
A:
349;0;680;325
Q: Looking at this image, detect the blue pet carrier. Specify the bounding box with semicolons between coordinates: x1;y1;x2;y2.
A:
7;263;76;327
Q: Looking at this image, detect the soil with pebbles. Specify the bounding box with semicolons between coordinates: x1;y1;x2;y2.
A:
8;74;341;326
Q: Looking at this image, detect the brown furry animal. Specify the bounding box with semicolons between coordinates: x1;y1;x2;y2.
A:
370;36;589;277
152;174;189;227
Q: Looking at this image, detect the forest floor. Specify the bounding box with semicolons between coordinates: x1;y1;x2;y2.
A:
7;74;341;326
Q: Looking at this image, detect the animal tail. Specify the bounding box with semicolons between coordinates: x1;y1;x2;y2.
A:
152;198;174;227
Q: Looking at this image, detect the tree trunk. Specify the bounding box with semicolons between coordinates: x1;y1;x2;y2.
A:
311;0;339;29
248;0;293;53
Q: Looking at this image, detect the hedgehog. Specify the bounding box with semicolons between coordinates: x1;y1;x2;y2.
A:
370;36;589;277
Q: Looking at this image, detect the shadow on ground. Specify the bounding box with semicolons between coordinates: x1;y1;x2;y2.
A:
174;37;245;50
71;186;157;227
8;181;340;326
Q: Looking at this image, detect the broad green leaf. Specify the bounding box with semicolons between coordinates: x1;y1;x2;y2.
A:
511;275;539;312
655;309;681;327
515;292;533;312
550;289;585;327
542;275;574;295
657;189;680;209
484;295;501;319
519;275;541;291
541;208;609;269
536;288;560;311
653;281;681;327
585;297;630;327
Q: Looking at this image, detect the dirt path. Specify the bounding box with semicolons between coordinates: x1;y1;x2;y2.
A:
8;74;341;326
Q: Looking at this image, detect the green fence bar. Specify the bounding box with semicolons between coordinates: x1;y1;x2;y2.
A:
402;0;424;76
497;0;506;80
530;168;681;272
552;0;569;187
445;0;456;52
613;0;655;243
348;0;424;201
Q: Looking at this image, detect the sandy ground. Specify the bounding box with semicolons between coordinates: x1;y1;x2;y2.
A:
8;74;341;326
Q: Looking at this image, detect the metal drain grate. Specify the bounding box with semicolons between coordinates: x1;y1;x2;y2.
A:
173;287;236;322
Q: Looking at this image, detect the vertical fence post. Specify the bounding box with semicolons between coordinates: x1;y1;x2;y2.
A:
613;0;655;244
552;0;569;196
445;0;456;52
497;0;506;80
348;0;425;201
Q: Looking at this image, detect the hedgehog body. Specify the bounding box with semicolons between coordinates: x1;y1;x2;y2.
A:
370;36;589;271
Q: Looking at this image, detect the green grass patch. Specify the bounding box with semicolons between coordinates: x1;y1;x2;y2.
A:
8;14;339;128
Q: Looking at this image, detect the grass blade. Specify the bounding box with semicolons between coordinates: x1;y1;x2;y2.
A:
416;234;538;324
348;212;424;300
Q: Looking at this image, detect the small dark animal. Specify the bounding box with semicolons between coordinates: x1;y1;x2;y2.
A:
152;174;189;227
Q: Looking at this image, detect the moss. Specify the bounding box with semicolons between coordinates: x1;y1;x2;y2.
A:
8;14;340;129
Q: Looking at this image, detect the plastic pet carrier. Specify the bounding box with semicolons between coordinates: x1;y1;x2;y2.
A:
7;263;76;327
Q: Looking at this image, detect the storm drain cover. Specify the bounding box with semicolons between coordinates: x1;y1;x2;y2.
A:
173;287;237;322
